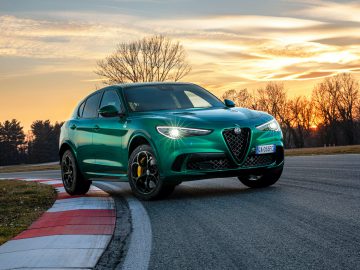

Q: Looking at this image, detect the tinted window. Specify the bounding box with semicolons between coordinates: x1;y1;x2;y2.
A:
82;92;101;118
184;90;211;108
78;101;85;117
99;90;122;113
124;84;223;112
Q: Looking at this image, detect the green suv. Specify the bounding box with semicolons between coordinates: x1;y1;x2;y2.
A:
59;82;284;200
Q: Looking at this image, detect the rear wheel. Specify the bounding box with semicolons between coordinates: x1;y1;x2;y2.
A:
61;149;91;195
238;167;283;188
128;144;175;200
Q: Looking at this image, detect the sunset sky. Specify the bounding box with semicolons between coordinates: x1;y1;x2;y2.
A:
1;0;360;131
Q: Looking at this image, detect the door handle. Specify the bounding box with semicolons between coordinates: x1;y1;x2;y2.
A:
94;125;100;131
70;124;77;130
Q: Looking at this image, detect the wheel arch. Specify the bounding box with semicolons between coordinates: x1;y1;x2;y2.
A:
128;133;157;157
127;132;162;167
59;141;77;161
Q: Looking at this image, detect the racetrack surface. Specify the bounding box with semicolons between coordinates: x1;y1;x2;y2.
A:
1;154;359;269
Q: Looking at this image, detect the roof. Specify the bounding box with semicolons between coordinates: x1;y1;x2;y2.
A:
114;81;195;89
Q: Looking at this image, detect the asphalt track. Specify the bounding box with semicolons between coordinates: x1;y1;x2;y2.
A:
1;154;359;269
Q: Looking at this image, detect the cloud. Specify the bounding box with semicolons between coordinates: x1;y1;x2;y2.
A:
0;15;144;59
291;0;360;23
1;9;360;85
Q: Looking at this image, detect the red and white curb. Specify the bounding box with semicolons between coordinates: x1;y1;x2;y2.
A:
0;178;115;270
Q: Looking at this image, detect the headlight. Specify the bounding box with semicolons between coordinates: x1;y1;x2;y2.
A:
256;119;281;131
156;126;212;139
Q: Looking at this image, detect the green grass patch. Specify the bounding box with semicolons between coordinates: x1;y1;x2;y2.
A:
0;164;60;173
285;145;360;156
0;180;57;245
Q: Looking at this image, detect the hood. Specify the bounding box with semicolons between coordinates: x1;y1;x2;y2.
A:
131;107;272;127
168;107;262;122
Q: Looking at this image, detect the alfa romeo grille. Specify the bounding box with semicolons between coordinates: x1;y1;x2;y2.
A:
222;128;251;163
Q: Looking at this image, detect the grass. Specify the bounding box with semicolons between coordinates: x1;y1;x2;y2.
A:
285;145;360;156
0;180;57;245
0;164;60;173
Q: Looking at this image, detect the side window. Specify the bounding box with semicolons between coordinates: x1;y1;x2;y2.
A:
184;90;211;108
99;90;122;114
82;92;101;118
78;101;85;118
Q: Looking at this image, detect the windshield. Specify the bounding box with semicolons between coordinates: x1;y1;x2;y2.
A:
123;84;224;112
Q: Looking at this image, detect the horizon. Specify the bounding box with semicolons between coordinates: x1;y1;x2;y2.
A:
1;0;360;131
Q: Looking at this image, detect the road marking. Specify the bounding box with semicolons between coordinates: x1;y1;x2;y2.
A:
121;196;152;270
94;181;152;270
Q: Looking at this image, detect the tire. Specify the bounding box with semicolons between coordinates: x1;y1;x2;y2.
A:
128;144;175;200
61;149;91;195
238;167;283;188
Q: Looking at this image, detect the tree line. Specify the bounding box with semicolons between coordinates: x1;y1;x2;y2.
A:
0;120;62;166
1;36;359;165
95;35;360;148
223;73;360;148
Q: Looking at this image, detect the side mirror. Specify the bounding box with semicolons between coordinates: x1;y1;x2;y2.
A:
99;105;120;117
224;99;235;108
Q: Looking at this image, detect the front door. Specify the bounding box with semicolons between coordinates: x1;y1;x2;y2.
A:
92;89;128;176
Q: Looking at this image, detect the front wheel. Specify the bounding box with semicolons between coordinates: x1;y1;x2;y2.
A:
128;144;175;200
61;149;91;195
238;167;283;188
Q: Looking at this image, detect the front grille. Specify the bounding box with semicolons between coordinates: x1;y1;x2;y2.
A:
222;128;251;163
187;158;231;170
242;154;276;167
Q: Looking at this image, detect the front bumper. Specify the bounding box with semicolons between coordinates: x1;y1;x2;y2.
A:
152;126;284;182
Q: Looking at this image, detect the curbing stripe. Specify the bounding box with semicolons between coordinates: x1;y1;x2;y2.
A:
0;248;104;269
0;178;116;270
0;235;112;254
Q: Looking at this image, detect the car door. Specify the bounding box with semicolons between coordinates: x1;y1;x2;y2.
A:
73;91;102;175
92;89;128;176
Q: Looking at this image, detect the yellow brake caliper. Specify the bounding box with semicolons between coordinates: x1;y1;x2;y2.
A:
137;156;146;177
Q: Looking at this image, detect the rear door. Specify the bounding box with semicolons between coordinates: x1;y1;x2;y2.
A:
92;89;128;176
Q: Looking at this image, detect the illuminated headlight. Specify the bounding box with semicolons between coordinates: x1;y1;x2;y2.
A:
156;126;212;139
256;119;281;131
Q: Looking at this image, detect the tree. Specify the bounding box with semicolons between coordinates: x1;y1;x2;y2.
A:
96;35;191;84
27;120;63;163
287;96;315;148
222;88;256;109
311;73;360;145
255;82;288;119
335;73;359;145
312;79;339;145
0;119;26;165
255;82;294;146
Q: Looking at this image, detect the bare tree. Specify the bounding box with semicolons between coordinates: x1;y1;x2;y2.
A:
335;73;359;144
222;88;256;109
255;82;288;119
311;73;360;145
287;96;315;148
312;78;339;145
95;35;191;84
255;82;293;146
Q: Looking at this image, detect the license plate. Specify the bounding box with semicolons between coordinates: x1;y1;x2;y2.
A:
256;144;276;154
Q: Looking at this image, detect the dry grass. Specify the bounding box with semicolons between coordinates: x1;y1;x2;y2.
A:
0;180;57;245
0;164;60;173
285;145;360;156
